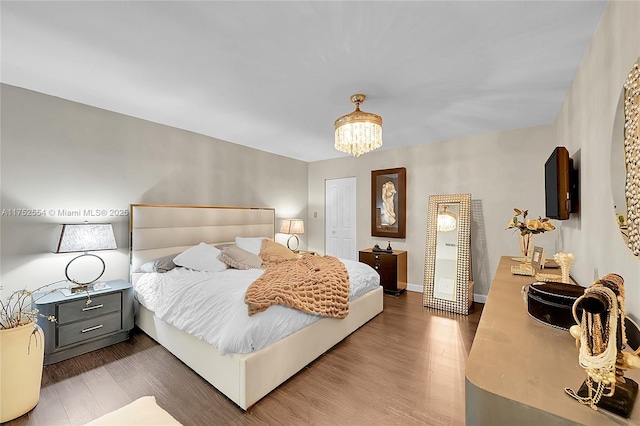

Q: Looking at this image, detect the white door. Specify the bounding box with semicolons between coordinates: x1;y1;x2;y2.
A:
325;177;357;260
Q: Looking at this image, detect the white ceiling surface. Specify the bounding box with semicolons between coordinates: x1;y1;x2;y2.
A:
1;1;607;162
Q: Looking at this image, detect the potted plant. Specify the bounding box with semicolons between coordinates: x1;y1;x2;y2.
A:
0;285;58;422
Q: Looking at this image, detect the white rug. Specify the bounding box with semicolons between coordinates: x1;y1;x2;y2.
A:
85;396;182;425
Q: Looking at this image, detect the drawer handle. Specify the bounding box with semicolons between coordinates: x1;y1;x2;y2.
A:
81;324;104;333
374;255;380;260
82;304;104;312
374;265;379;270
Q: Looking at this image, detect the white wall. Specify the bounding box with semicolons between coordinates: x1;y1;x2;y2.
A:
308;124;557;299
554;0;640;316
0;84;308;298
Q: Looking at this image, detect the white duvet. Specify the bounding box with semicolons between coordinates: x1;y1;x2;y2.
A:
133;258;380;356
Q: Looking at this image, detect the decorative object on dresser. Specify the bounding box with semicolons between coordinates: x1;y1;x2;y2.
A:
511;263;535;276
359;248;407;295
565;274;640;418
554;252;575;284
334;93;383;157
371;167;406;238
423;193;473;315
32;279;134;365
505;208;555;261
531;246;545;269
523;281;585;330
279;218;304;251
535;252;575;283
52;222;118;293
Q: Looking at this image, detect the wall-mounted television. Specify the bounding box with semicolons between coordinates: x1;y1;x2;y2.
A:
544;146;578;220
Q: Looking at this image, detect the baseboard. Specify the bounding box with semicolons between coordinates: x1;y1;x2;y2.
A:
473;294;487;303
406;283;487;304
407;283;422;293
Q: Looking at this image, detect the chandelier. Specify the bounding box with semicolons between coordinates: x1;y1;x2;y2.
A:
334;94;383;157
437;205;457;232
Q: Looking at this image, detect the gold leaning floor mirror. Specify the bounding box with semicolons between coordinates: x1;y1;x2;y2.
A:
423;193;473;315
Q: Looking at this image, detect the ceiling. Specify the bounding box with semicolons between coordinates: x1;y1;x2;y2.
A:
1;1;608;162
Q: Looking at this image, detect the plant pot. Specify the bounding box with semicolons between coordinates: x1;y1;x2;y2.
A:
0;322;45;422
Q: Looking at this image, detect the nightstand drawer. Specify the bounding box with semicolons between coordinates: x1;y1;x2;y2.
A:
57;293;121;324
58;311;122;347
360;253;395;271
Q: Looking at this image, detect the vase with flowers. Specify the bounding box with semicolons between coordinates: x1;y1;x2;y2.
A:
506;208;555;261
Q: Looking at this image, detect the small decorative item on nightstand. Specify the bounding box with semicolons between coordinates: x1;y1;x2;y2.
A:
32;279;134;365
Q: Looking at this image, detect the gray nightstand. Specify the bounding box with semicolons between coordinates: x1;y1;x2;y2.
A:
33;279;134;365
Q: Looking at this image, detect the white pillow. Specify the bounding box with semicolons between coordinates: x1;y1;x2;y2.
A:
173;242;226;272
235;237;266;255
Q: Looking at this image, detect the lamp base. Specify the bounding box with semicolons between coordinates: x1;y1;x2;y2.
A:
62;282;110;297
65;253;106;286
286;235;300;252
70;285;89;294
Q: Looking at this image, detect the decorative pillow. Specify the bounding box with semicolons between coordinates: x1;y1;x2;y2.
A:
173;242;227;272
235;237;266;255
220;245;263;270
215;242;235;251
259;238;297;263
139;253;179;273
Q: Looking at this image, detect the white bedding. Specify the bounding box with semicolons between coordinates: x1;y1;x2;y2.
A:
133;258;380;356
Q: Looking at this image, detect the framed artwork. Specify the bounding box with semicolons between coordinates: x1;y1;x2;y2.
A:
371;167;406;238
531;246;545;269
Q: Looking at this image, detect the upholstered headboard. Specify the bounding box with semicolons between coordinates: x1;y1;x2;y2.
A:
129;204;275;281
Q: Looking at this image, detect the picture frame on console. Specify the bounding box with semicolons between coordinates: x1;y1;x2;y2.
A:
531;246;545;269
371;167;406;238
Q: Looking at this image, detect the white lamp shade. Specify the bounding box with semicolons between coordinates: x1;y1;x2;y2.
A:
53;223;117;253
279;219;304;235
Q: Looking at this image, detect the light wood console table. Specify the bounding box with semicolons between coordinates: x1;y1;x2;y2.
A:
466;256;640;425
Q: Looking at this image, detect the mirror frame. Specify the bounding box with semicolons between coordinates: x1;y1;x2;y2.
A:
624;58;640;256
423;193;472;315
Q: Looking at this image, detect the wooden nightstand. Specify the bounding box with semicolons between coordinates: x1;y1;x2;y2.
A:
33;279;134;365
359;248;407;295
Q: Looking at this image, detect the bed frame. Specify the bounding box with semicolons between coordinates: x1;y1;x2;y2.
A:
129;204;384;410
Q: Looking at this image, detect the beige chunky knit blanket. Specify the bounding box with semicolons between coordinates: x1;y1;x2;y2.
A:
244;254;350;318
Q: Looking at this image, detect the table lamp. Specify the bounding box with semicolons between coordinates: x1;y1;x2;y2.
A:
52;223;117;292
279;219;304;251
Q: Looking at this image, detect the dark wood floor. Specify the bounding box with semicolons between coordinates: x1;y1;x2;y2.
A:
6;291;483;426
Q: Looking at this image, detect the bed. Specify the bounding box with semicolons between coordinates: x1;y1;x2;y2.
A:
129;204;384;410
